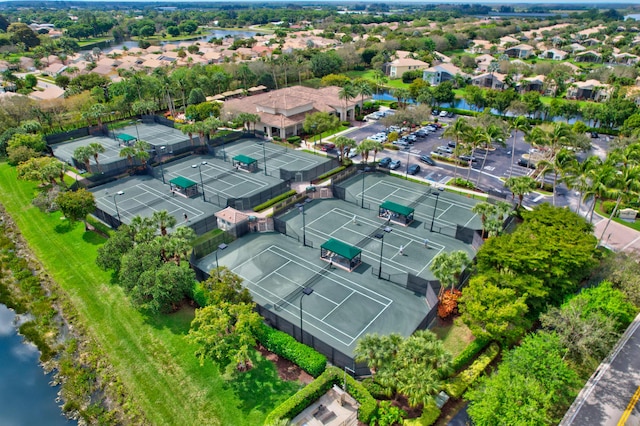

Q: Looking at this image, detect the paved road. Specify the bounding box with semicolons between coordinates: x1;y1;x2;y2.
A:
561;313;640;426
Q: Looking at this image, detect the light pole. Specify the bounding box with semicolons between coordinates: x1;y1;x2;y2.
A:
134;119;141;141
113;190;124;223
299;204;306;247
299;287;314;342
215;243;227;280
158;146;166;184
191;161;207;202
374;227;391;279
260;141;267;176
110;111;116;140
430;191;440;232
361;168;366;208
405;147;411;179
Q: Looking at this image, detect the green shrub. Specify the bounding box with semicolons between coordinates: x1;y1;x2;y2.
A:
451;338;490;372
445;342;500;398
383;143;400;150
264;366;376;425
192;282;208;308
273;136;282;142
341;121;351;127
602;201;617;215
362;377;393;399
254;323;326;377
451;177;475;189
313;166;346;182
403;400;441;426
287;136;301;144
253;190;297;212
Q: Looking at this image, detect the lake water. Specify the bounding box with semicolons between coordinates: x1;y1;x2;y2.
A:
99;29;257;53
625;14;640;21
0;304;76;426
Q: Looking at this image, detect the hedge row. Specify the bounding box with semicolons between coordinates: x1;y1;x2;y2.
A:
451;338;490;372
313;165;346;183
403;400;441;426
253;189;297;212
254;323;327;377
444;342;500;399
264;366;377;425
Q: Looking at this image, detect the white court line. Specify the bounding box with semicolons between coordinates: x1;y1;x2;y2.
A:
135;184;205;216
232;244;391;346
366;180;478;211
269;270;338;307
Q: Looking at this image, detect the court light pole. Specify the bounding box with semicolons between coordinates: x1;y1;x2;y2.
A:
215;243;227;280
374;227;391;279
192;161;207;202
134;119;141;141
158;146;166;184
361;168;366;209
260;141;267;176
299;205;306;247
113;190;124;224
430;191;440;232
299;287;314;342
405;147;411;180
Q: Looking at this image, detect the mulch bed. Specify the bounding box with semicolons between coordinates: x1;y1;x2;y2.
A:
258;345;314;384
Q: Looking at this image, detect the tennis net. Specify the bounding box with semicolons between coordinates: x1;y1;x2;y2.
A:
274;263;331;311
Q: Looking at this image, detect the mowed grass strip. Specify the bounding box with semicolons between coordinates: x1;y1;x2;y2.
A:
0;163;273;425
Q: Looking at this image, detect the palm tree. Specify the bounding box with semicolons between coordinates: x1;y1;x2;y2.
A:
504;176;537;208
180;123;197;147
338;83;357;121
334;136;356;163
133;140;151;168
119;146;137;168
152;210;177;236
356;139;375;164
472;202;497;238
88;142;105;172
354;79;373;114
372;69;388;95
73;146;92;173
171;226;196;264
563;155;599;216
443;118;471;180
370;141;384;164
509;116;531;178
393;88;411;109
353;333;403;378
584;161;616;223
203;117;223;145
430;250;470;299
462;126;484;181
476;124;506;187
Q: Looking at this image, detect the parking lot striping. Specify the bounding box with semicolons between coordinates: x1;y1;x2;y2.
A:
304;208;444;276
231;245;391;345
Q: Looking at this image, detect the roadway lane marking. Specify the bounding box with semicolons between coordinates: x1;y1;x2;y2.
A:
618;385;640;426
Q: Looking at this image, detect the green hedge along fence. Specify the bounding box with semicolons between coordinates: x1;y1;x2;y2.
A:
444;342;500;398
253;189;297;212
264;366;376;425
254;323;327;378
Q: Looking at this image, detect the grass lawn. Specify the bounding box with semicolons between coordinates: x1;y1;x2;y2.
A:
432;319;475;358
77;37;113;47
0;163;299;425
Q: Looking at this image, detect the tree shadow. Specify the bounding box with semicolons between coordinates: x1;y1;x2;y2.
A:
145;302;196;336
82;229;107;245
54;219;74;234
226;351;301;415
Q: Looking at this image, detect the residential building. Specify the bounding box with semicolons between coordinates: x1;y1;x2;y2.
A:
566;79;612;102
504;44;535;59
471;72;507;90
475;54;496;72
575;50;602;63
539;48;568;60
41;63;67;77
613;52;639;65
385;57;429;79
223;86;367;139
422;63;467;86
518;75;545;93
468;39;496;54
499;36;520;46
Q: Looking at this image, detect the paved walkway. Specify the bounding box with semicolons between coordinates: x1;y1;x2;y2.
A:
592;215;640;253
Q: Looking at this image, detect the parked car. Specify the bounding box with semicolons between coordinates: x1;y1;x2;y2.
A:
389;160;401;170
414;130;428;137
448;141;457;148
347;148;358;158
447;111;455;118
419;155;436;166
379;157;392;168
459;155;478;162
406;134;417;142
439;110;448;117
437;146;453;154
407;164;421;175
590;132;599;139
321;143;336;152
517;158;536;169
432;110;439;116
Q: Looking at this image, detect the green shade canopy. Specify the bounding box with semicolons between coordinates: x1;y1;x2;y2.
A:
169;176;198;189
232;154;257;165
321;239;361;260
117;133;137;142
380;200;414;217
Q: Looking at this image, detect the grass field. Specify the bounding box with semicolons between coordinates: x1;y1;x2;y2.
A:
0;163;299;425
432;319;475;358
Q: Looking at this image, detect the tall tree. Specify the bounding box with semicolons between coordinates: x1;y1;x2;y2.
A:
73;145;93;173
504;176;537;208
56;188;96;230
430;250;470;299
508;116;530;178
88;142;105;172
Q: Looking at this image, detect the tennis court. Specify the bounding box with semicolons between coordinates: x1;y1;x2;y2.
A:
197;232;431;356
161;155;286;208
281;199;477;282
222;139;333;175
336;172;482;234
91;175;209;226
118;122;190;149
52;135;124;167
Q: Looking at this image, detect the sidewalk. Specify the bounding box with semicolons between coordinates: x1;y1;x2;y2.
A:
592;216;640;253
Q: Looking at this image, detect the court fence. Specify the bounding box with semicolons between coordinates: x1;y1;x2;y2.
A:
192;230;236;259
280;158;341;183
92;206;122;229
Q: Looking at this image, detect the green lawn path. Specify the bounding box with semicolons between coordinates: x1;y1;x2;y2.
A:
0;163;298;425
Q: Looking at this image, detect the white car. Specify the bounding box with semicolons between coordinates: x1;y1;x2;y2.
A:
439;110;449;117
